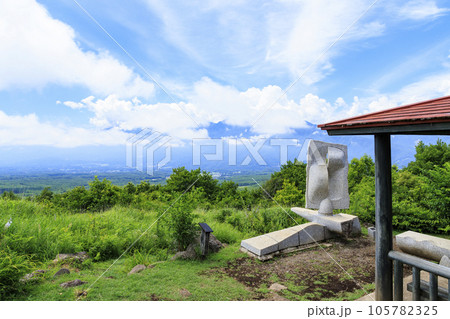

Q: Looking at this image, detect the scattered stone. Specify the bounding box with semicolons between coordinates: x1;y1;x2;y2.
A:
170;231;224;261
440;255;450;268
147;264;155;269
396;231;450;262
128;264;146;275
76;290;88;298
268;293;289;301
208;234;223;253
105;276;115;279
53;268;70;278
20;269;46;283
179;288;192;298
269;283;287;292
60;279;87;288
53;252;89;263
171;244;197;261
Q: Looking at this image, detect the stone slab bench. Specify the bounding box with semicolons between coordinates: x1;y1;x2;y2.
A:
240;222;330;259
396;231;450;262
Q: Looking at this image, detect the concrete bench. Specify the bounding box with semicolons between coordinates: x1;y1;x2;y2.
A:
396;231;450;262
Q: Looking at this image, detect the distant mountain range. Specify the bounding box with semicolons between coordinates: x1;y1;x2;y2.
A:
0;124;447;177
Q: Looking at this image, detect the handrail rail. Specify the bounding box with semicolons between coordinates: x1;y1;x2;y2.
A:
388;251;450;279
388;250;450;301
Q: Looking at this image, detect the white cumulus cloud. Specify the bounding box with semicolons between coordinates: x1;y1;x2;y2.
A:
0;110;128;147
397;0;449;20
63;78;350;140
0;0;154;98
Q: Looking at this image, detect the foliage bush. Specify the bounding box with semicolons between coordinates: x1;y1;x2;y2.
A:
166;197;197;251
348;141;450;233
274;180;304;206
0;249;33;299
209;223;243;244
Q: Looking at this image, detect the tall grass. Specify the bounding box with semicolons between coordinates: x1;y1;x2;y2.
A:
1;199;306;262
194;207;306;244
0;200;160;261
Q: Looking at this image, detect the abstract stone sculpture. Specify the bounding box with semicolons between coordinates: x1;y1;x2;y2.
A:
306;140;349;215
240;140;358;259
291;140;360;237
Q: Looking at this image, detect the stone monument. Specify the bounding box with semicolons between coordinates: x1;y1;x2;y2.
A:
240;140;360;260
306;140;349;215
292;140;360;236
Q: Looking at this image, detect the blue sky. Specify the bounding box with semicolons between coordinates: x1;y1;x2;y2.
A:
0;0;450;169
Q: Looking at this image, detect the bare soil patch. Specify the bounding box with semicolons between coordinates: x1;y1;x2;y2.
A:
220;237;377;300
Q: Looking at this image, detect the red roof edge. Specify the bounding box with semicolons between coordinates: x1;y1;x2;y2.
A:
318;95;450;129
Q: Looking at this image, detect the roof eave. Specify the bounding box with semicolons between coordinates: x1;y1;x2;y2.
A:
323;122;450;136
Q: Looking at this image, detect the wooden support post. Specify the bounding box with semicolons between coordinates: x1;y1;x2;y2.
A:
374;134;393;301
448;279;450;301
200;230;210;256
412;267;421;301
429;273;438;301
198;222;213;257
393;260;403;301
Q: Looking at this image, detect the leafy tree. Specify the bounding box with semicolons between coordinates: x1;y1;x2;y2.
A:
407;139;450;175
348;154;375;193
1;191;18;200
274;180;304;206
35;187;53;203
217;180;238;198
136;181;160;194
62;186;90;212
348;176;375;223
88;177;120;211
216;180;239;205
165;167;219;200
263;159;307;197
422;162;450;223
119;182;137;205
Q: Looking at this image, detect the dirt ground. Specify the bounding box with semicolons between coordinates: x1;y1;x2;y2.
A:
219;237;378;300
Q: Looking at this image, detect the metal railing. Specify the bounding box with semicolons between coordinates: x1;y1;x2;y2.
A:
388;251;450;301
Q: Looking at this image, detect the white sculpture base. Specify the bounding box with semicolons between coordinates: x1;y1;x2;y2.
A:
291;207;361;236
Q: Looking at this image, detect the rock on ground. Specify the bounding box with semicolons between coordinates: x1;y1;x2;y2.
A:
208;234;224;253
53;252;89;263
171;233;224;260
53;268;70;278
128;264;146;275
60;279;87;288
171;244;197;261
179;288;192;298
267;293;289;301
20;270;46;283
269;283;287;292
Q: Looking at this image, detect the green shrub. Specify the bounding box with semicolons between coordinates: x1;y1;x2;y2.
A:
210;223;243;244
0;249;33;299
167;198;197;251
215;209;233;223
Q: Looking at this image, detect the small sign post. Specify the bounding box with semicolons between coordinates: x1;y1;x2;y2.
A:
198;223;213;257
